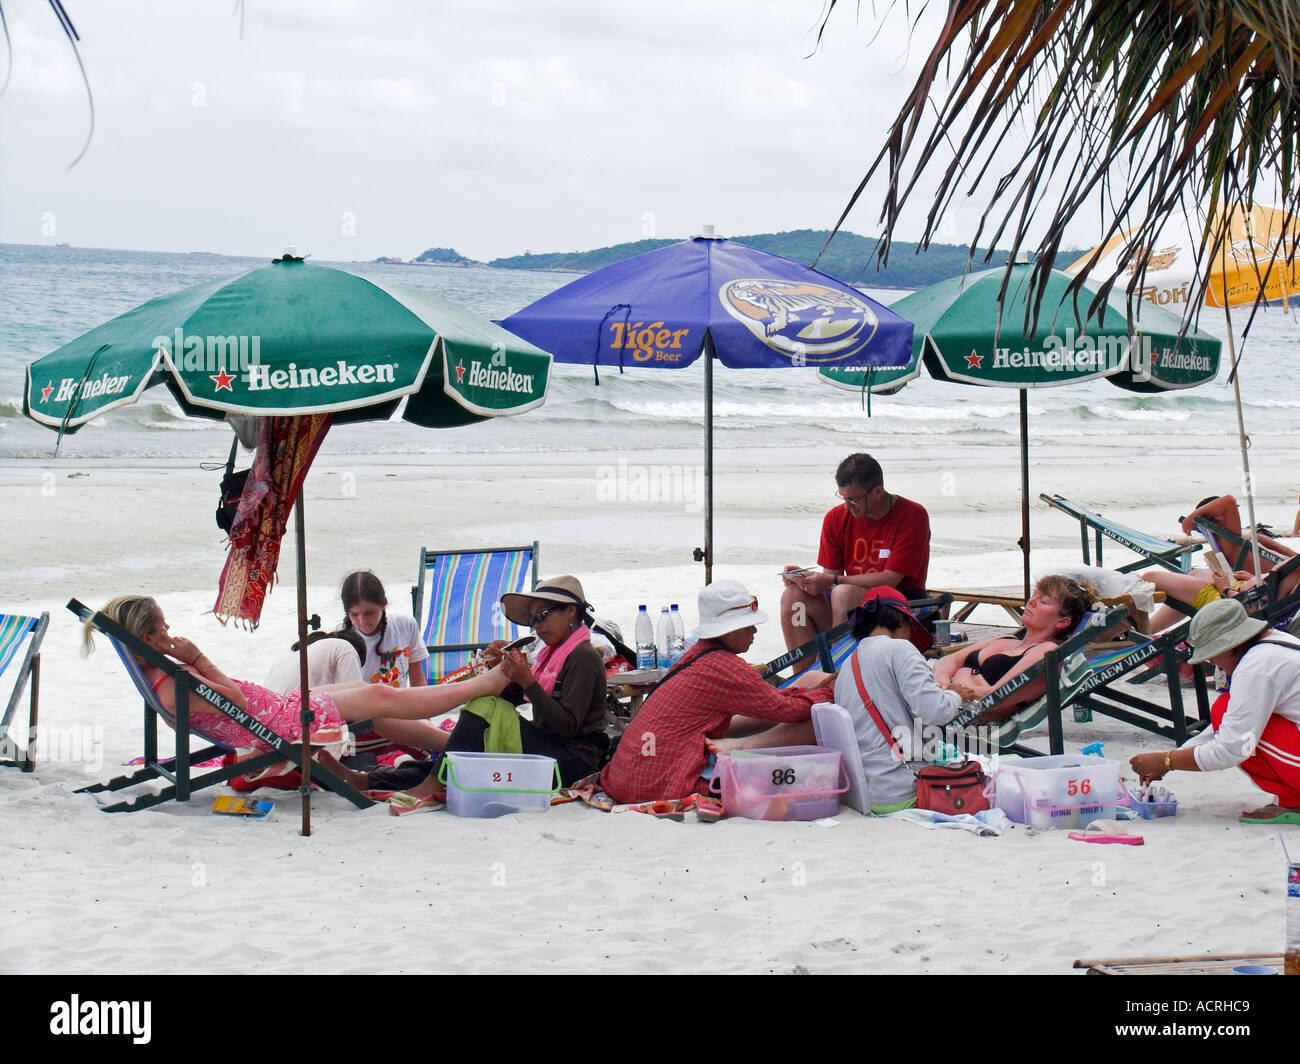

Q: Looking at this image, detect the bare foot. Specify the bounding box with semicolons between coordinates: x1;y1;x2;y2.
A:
705;736;748;755
313;750;369;790
398;774;441;802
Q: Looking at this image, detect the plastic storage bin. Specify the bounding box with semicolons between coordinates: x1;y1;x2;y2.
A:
711;745;847;821
992;754;1120;830
439;751;560;818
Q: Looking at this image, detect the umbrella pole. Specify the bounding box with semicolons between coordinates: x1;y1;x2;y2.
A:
704;332;714;585
296;495;312;838
1222;307;1264;582
1020;388;1030;601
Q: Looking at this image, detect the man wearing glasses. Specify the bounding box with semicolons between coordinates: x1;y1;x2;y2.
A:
780;452;930;651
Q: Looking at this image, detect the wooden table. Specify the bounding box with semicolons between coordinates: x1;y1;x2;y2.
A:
607;668;662;721
929;586;1026;623
1074;953;1285;975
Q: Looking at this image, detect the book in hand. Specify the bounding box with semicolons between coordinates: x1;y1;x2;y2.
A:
1204;550;1233;579
211;795;274;818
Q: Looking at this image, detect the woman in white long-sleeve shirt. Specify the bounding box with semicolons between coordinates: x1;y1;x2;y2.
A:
1131;598;1300;825
834;587;978;813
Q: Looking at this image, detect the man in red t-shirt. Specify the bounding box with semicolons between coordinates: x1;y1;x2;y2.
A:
780;453;931;651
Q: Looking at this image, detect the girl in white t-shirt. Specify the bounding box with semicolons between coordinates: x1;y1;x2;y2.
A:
340;571;430;688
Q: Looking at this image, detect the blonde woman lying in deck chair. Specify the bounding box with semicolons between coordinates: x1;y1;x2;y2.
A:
931;575;1099;722
84;596;507;753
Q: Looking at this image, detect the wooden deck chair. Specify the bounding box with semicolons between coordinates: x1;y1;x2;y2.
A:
69;599;374;813
948;607;1210;757
410;543;538;680
0;611;49;772
1040;493;1201;574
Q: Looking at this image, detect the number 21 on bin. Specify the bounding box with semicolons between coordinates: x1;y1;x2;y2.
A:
771;768;797;786
492;771;514;783
1066;778;1092;796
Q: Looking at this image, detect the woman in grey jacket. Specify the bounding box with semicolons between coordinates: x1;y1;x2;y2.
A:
833;587;977;813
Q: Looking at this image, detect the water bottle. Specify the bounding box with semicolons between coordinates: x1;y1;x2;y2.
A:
634;605;655;670
656;607;672;668
1287;858;1300;976
669;604;685;663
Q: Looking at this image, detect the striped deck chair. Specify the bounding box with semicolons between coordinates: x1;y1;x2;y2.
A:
68;599;373;813
948;608;1210;757
0;612;49;772
410;543;538;680
1041;493;1200;574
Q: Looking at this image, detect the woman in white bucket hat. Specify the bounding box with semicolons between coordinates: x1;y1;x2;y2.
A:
600;580;836;804
1130;598;1300;825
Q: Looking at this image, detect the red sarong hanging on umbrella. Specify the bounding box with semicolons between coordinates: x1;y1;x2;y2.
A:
214;414;332;627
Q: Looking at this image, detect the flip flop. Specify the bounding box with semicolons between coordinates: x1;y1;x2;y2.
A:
1068;821;1144;845
679;794;725;823
629;800;686;822
1238;806;1300;825
388;793;443;816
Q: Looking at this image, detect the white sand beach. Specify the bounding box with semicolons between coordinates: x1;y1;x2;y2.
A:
3;440;1298;975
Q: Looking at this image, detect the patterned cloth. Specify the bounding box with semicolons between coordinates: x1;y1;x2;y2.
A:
600;640;835;803
214;414;332;627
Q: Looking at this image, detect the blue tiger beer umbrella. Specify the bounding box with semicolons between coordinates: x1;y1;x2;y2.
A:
501;229;913;582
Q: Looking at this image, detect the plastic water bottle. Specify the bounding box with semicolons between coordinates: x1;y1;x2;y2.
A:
1287;858;1300;976
634;605;655;670
669;604;685;663
656;607;672;668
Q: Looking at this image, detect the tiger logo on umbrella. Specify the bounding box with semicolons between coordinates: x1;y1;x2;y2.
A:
717;279;880;363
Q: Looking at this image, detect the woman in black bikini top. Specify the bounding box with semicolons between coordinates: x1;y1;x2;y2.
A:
933;575;1097;714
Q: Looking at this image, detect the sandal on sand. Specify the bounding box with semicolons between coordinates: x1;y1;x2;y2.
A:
630;800;685;822
388;793;442;816
1239;804;1300;825
1068;821;1144;845
679;794;725;823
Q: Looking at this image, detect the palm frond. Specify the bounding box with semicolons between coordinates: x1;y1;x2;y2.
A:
821;0;1300;325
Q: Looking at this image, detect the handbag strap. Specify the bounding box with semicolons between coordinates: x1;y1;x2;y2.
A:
850;648;908;764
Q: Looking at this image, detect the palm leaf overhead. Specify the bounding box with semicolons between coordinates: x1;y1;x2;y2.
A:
823;0;1300;325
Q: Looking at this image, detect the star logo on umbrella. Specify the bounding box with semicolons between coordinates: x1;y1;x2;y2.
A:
210;369;235;391
40;382;53;402
455;360;466;383
965;352;983;369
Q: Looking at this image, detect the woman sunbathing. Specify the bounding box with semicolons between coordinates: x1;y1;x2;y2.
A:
84;596;507;752
931;575;1097;721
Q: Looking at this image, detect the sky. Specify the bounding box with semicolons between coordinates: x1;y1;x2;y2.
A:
0;0;1131;263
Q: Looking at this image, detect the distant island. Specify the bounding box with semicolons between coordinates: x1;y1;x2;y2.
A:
389;228;1077;288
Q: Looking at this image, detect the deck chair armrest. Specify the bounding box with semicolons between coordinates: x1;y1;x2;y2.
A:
759;621;852;682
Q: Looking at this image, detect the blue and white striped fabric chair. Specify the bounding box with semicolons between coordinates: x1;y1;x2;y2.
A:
1041;493;1201;574
0;611;49;772
410;543;538;680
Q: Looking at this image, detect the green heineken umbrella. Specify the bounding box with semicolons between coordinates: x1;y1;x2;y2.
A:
26;253;549;433
24;251;552;835
821;264;1222;596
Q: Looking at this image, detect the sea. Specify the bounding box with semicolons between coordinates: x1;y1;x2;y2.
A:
1;243;1297;474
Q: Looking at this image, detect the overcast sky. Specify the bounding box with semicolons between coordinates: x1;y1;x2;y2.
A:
2;1;1109;263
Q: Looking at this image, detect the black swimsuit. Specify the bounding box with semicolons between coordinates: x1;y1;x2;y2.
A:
963;645;1030;685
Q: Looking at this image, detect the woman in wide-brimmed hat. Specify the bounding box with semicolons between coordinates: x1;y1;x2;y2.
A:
1131;598;1300;825
378;576;617;812
600;580;836;805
